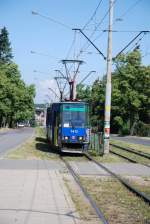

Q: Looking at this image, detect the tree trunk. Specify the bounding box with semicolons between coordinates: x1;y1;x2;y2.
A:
130;120;137;135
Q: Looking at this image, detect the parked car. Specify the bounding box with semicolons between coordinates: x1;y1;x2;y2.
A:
17;123;25;128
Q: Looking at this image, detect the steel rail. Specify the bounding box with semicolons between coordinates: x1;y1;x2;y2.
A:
84;153;150;205
110;146;150;168
110;150;137;163
60;156;109;224
110;149;150;168
110;143;150;160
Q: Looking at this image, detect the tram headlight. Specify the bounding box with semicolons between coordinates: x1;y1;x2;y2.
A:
78;136;83;141
64;136;69;140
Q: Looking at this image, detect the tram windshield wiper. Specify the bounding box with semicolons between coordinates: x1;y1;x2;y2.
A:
69;120;75;129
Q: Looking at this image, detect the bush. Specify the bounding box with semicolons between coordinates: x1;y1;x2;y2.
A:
134;121;150;137
120;123;130;136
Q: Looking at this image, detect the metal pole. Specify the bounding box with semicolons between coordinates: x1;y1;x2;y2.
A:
103;0;114;154
72;80;76;100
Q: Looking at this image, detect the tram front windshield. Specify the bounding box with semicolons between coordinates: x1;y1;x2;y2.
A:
62;104;88;128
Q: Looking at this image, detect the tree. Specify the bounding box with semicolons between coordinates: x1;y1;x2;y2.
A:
111;49;150;135
0;62;36;128
0;27;35;128
76;49;150;136
77;79;105;130
0;27;13;63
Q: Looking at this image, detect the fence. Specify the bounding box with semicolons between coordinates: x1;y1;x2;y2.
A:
89;132;104;155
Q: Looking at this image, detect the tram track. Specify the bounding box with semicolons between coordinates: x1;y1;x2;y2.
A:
110;150;138;163
60;150;150;224
110;149;150;168
110;143;150;159
110;144;150;168
60;155;109;224
84;152;150;205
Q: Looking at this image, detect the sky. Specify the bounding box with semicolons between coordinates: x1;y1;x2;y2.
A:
0;0;150;103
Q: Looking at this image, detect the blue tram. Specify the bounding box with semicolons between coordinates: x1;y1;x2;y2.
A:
46;101;90;152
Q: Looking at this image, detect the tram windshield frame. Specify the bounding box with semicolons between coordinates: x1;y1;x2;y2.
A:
61;103;89;128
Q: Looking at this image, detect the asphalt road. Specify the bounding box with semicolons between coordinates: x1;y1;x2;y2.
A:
111;135;150;147
0;127;34;156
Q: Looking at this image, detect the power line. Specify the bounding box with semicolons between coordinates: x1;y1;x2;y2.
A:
73;28;106;60
82;0;103;30
85;0;143;51
114;31;149;59
30;50;60;60
96;0;117;29
117;0;143;19
102;29;150;33
142;52;150;58
83;31;105;53
125;32;146;54
31;11;71;30
85;0;117;41
65;31;76;59
90;29;149;54
84;0;147;57
74;0;117;60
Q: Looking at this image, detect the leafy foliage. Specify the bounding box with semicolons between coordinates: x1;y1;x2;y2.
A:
77;49;150;136
0;27;13;63
0;27;35;128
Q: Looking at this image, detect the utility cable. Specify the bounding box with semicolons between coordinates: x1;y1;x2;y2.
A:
82;0;103;30
84;0;143;52
125;32;145;54
118;0;143;19
114;31;149;59
74;0;117;60
65;31;76;59
31;11;71;30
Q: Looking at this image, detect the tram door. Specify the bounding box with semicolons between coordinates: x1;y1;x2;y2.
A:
54;111;58;146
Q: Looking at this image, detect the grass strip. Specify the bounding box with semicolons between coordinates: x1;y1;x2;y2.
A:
80;176;150;224
63;174;100;224
110;139;150;154
88;150;127;163
111;145;150;166
5;127;59;160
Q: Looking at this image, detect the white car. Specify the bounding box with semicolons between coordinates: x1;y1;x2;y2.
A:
17;123;25;128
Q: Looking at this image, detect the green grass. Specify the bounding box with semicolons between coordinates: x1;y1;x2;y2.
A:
5;127;59;160
125;177;150;197
63;175;100;224
110;139;150;154
88;150;128;163
63;150;127;163
111;145;150;166
80;177;150;224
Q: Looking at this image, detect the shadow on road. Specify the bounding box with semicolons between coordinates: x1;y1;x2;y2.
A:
35;136;59;155
35;137;47;143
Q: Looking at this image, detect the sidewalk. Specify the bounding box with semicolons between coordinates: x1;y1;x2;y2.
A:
0;160;80;224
